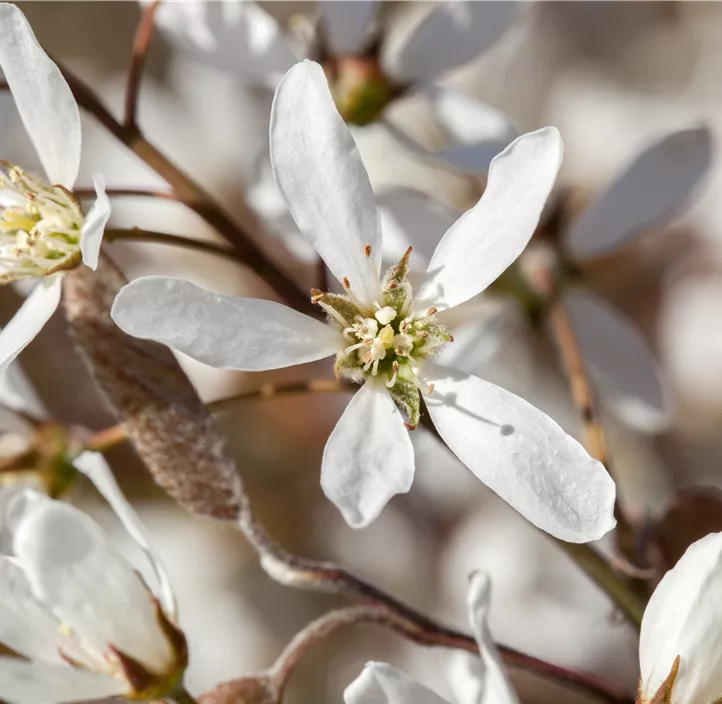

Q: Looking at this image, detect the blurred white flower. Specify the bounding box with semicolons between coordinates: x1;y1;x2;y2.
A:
112;60;615;543
638;531;722;704
0;452;186;704
427;126;712;434
0;4;111;373
344;572;519;704
151;2;518;228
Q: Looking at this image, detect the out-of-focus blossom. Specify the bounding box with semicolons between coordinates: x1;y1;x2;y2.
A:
0;453;186;703
404;126;712;433
638;531;722;704
112;60;615;543
344;572;519;704
151;2;518;232
0;4;111;372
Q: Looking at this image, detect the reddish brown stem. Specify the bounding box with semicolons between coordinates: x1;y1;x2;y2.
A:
124;0;161;128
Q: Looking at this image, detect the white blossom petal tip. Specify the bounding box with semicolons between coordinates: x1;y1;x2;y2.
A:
0;275;63;374
270;60;383;309
322;380;415;529
639;532;722;704
111;276;341;372
565;125;713;260
80;174;111;271
345;661;451;704
0;3;81;186
420;362;616;543
382;2;517;84
415;127;563;312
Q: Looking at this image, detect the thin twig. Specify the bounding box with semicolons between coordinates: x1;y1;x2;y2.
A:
104;228;239;263
57;61;316;317
266;606;632;704
124;0;161;127
74;187;182;203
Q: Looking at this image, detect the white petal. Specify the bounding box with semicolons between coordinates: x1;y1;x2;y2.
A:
345;661;451;704
111;276;340;372
321;1;378;54
447;653;484;704
13;493;175;674
153;0;304;86
0;556;65;663
415;128;563;312
420;362;616;543
72;452;177;620
639;532;722;704
270;60;383;309
430;86;517;148
0;276;63;375
382;2;516;84
383;119;512;175
377;188;458;269
563;291;669;433
564;126;712;260
0;657;125;704
79;174;110;271
0;4;81;186
466;572;519;704
0;360;47;420
321;380;414;529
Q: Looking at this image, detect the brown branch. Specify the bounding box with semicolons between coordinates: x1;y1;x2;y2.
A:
74;187;182;203
104;227;240;263
125;0;160;127
57;61;316;317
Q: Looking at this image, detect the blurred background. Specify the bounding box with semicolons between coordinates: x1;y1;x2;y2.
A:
3;1;722;701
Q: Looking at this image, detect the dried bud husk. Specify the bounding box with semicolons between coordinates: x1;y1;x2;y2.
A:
62;254;244;521
638;655;680;704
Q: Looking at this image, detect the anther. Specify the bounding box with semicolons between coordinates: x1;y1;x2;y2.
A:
343;277;351;289
364;244;372;257
428;383;435;395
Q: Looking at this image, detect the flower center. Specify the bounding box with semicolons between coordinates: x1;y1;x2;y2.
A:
312;247;452;428
0;164;84;282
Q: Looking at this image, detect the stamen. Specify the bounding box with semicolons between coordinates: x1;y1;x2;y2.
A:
317;301;351;328
345;342;366;355
364;243;372;257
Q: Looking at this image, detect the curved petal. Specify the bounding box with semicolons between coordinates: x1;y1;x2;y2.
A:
415;128;563;313
382;2;516;84
79;173;110;271
639;532;722;704
321;1;378;55
447;653;485;704
0;556;65;663
564;126;712;260
383;119;512;175
419;362;616;543
0;4;81;186
153;0;304;86
0;657;126;703
72;452;177;620
466;572;519;704
321;380;414;529
345;661;450;704
270;60;383;309
430;86;517;148
563;291;669;433
0;275;63;375
13;492;175;675
377;188;458;268
111;276;340;372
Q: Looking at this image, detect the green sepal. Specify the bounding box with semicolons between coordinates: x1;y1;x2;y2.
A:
388;372;421;429
311;290;360;331
382;247;412;310
334;352;364;384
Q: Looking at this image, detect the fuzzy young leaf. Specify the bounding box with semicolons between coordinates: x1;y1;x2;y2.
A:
62;254;244;521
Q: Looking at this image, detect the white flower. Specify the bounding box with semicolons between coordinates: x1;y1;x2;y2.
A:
345;572;519;704
0;452;185;703
638;531;722;704
423;125;712;433
153;2;518;221
112;60;615;543
0;4;111;373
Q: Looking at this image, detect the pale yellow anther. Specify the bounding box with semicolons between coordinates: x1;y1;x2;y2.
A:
378;324;394;348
